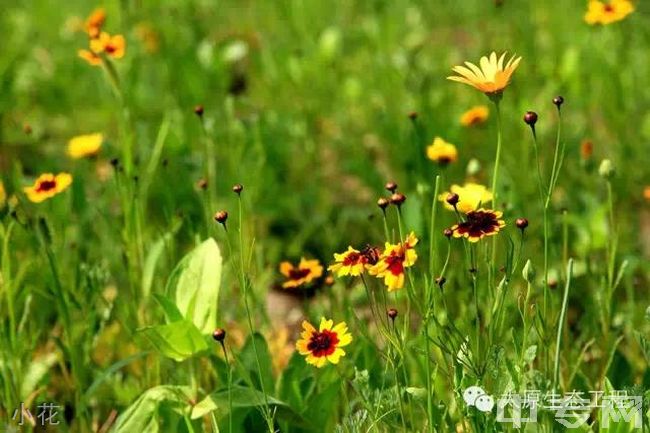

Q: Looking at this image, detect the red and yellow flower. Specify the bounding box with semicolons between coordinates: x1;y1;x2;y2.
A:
585;0;634;25
368;232;418;291
449;209;505;242
78;49;102;66
90;32;126;59
460;105;489;127
84;8;106;38
279;258;323;289
23;173;73;203
328;245;381;277
296;318;352;368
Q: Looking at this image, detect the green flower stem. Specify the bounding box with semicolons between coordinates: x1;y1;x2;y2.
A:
553;259;573;392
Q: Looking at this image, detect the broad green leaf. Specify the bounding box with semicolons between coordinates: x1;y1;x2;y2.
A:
153;293;184;323
170;238;222;334
138;320;208;362
238;332;275;392
141;220;180;299
111;385;191;433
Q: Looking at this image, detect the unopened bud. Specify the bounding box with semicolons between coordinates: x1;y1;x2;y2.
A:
212;328;226;342
522;260;535;283
387;308;398;320
214;210;228;225
598;159;615;179
523;111;538;126
385;181;398;193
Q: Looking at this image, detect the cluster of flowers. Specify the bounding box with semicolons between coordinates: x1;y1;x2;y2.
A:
78;8;126;66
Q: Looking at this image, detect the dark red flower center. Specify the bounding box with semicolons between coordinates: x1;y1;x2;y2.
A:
604;4;614;12
307;330;339;357
453;210;501;239
105;43;117;54
36;180;57;192
288;268;311;281
385;253;405;276
342;252;363;266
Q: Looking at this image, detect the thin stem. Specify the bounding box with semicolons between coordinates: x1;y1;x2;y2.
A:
220;341;233;433
428;175;441;279
553;259;573;392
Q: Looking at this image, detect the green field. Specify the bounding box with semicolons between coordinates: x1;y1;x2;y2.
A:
1;0;650;431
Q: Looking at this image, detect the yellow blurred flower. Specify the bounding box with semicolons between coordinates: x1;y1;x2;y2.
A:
90;32;126;59
68;133;103;159
439;183;493;214
0;181;6;208
84;8;106;38
23;173;72;203
585;0;634;25
296;318;352;368
460;105;489;126
448;52;521;96
279;258;323;289
368;232;418;291
135;22;160;54
266;326;294;374
644;186;650;202
426;137;458;165
78;49;102;66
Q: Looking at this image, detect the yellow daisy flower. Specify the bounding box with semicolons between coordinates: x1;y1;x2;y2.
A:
448;52;521;96
279;258;323;289
585;0;634;25
23;173;73;203
368;232;418;291
84;7;106;38
449;208;506;243
439;183;493;214
328;245;380;277
460;105;489;127
68;133;103;159
296;318;352;368
426;137;458;165
90;32;126;59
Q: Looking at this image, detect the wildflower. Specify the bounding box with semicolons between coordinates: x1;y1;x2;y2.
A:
280;258;323;289
84;8;106;38
68;133;103;159
368;232;418;291
439;183;493;213
385;181;398;193
377;197;390;211
585;0;634;25
390;192;406;207
644;186;650;202
90;32;126;59
426;137;458;165
460;105;489;126
296;318;352;367
232;183;243;195
214;210;228;228
515;218;529;231
78;49;102;66
328;246;373;277
212;328;226;342
581;140;594;160
134;22;159;53
448;51;521;97
23;173;72;203
450;209;505;242
599;159;615;179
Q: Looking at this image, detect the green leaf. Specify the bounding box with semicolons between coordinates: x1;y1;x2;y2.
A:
153;293;184;323
169;238;222;334
111;385;191;433
141;220;180;299
138;320;208;362
238;332;275;392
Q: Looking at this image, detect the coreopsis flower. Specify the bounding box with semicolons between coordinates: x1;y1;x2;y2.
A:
78;49;102;66
84;8;106;38
439;183;493;214
368;232;418;291
328;245;381;277
448;52;521;96
68;133;103;158
23;173;72;203
585;0;634;25
279;258;324;289
426;137;458;165
460;105;489;127
296;318;352;368
450;209;505;242
90;32;126;59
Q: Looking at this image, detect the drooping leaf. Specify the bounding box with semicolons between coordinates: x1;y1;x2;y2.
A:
153;293;184;323
169;238;222;334
137;320;208;362
238;332;275;392
111;386;192;433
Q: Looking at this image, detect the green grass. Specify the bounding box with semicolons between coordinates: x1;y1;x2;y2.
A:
1;0;650;432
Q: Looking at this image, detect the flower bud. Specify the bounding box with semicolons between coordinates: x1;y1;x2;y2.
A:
446;193;459;207
212;328;226;342
385;181;398;193
387;308;398;320
443;228;453;238
196;178;208;190
598;159;615;179
408;111;418;121
377;197;390;210
515;218;529;231
194;105;204;117
466;158;481;177
390;192;406;206
435;276;446;288
523;111;538;126
553;96;564;109
232;183;243;195
214;210;228;225
522;259;535;283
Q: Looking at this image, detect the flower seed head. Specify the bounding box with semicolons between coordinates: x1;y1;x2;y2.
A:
390;192;406;206
232;183;243;195
197;178;208;190
523;111;538;126
446;192;459;207
385;181;398;193
387;308;398;320
515;218;529;230
214;210;228;224
553;96;564;109
443;228;453;238
377;197;390;210
212;328;226;342
194;104;204;117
